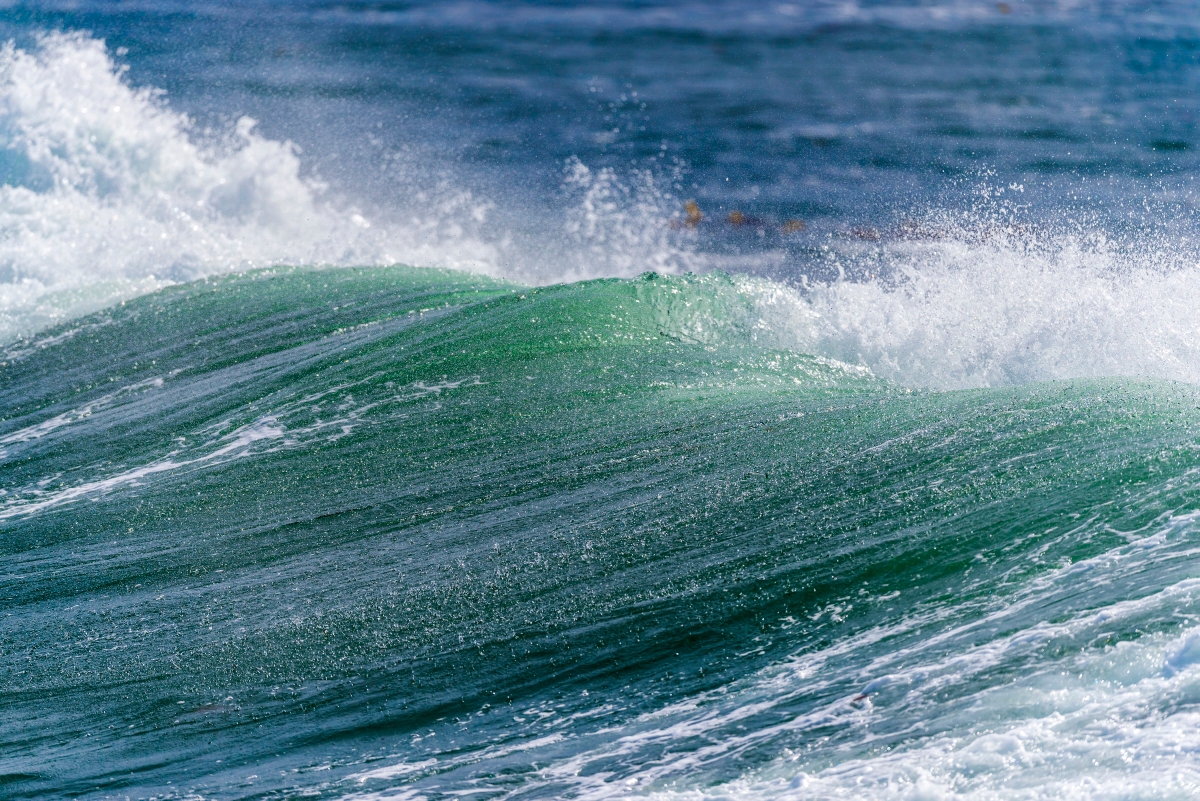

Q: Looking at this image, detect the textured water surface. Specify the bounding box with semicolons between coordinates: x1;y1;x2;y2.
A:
5;2;1200;799
5;267;1200;798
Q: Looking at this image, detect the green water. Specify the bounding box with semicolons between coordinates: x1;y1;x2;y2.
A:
5;266;1200;799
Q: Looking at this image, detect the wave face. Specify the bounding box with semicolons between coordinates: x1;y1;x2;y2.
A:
6;267;1200;799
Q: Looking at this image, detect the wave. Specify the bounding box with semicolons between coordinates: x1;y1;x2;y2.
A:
7;265;1200;800
4;32;1200;396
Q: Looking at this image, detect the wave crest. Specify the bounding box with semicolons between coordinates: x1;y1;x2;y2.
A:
739;223;1200;389
0;32;502;340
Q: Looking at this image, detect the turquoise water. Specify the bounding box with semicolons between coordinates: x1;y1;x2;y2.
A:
7;266;1200;798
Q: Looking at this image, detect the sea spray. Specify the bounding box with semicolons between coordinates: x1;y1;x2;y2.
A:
0;33;502;340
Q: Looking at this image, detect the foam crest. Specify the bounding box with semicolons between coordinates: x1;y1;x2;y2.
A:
5;34;1193;393
742;224;1200;389
0;32;502;341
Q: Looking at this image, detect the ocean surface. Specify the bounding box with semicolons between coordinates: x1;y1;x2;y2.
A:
7;2;1200;799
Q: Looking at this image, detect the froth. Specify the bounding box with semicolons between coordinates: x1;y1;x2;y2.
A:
739;225;1200;389
0;32;503;341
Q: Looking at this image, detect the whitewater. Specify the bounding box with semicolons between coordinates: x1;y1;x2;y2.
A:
7;4;1200;800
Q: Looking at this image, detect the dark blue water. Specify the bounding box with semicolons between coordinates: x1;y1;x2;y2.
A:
11;0;1200;278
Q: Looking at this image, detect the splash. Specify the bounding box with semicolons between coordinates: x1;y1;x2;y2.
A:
0;32;502;341
560;157;702;282
0;32;707;342
735;220;1200;390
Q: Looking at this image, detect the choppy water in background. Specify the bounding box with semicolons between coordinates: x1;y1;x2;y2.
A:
9;2;1200;799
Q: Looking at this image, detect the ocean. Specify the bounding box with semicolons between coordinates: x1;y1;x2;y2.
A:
6;2;1200;798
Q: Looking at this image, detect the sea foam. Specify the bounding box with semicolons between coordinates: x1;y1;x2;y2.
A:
0;32;503;341
733;224;1200;390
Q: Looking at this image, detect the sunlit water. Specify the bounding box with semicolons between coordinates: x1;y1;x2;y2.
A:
7;3;1200;799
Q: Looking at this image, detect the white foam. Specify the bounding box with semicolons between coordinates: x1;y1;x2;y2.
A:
0;415;284;520
0;32;505;342
732;224;1200;389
